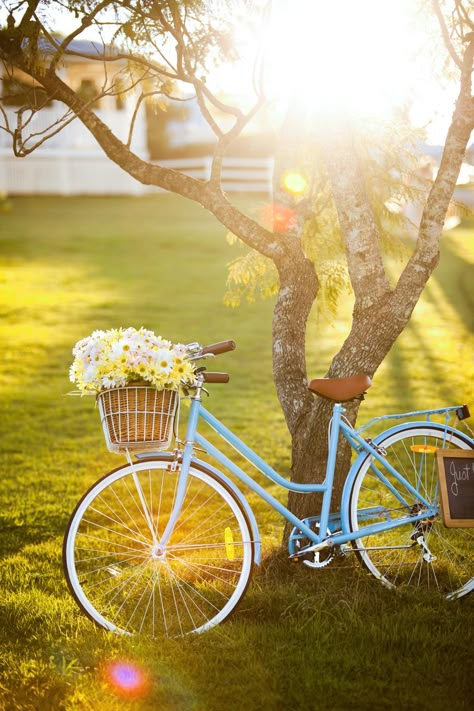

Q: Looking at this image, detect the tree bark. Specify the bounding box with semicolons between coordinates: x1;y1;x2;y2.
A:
272;243;319;436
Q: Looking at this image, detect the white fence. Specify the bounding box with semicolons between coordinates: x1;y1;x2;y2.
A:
0;149;145;195
156;157;274;193
0;151;274;195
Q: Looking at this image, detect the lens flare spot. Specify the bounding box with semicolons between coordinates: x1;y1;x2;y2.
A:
103;660;150;698
259;203;296;233
282;172;307;195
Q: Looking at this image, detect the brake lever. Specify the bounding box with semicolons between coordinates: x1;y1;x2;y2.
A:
189;353;215;362
185;343;216;362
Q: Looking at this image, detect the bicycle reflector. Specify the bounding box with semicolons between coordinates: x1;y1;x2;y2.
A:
224;527;235;560
410;445;438;454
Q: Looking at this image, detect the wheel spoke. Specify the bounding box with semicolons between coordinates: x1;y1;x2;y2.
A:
349;425;473;598
64;460;253;636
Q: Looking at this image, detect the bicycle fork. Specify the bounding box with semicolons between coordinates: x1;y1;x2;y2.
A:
125;449;159;548
125;442;194;555
133;389;203;550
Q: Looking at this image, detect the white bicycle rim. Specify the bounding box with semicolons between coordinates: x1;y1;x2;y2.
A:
64;459;254;636
349;425;473;599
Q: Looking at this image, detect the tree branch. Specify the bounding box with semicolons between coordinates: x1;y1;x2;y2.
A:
454;0;474;34
431;0;463;69
18;0;41;30
393;34;474;318
126;90;146;149
6;52;281;259
209;95;265;185
321;119;392;309
46;0;118;72
12;105;77;156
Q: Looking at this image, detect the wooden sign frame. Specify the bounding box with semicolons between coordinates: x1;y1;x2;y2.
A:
436;449;474;528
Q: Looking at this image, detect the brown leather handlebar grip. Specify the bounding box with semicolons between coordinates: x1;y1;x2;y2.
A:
201;340;236;356
203;372;230;384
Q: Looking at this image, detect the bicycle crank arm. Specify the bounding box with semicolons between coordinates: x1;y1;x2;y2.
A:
289;540;331;559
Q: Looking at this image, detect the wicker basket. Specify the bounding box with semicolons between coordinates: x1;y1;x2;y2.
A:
97;384;178;453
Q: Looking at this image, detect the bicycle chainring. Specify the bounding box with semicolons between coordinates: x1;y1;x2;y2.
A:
292;523;335;569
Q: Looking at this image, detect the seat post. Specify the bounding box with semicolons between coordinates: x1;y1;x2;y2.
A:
319;402;345;534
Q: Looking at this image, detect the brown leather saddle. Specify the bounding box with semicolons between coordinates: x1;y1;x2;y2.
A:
308;374;372;402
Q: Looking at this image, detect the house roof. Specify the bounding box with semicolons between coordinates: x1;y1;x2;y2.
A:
33;36;119;61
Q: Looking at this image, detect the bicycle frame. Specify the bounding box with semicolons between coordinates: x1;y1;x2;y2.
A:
156;394;460;553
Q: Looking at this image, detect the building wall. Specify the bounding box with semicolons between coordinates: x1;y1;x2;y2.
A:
0;53;278;195
1;54;149;194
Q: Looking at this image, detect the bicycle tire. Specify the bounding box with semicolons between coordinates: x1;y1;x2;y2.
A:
348;424;473;599
63;458;254;636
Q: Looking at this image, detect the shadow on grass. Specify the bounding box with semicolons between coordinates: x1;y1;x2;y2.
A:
0;520;57;557
387;317;463;406
385;261;473;411
431;225;474;333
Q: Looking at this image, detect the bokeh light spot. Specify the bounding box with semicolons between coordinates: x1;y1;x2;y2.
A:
259;203;296;233
102;660;151;698
282;172;307;196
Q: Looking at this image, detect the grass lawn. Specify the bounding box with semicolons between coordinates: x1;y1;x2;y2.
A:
0;195;473;710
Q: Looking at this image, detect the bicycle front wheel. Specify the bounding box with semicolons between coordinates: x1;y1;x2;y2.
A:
348;425;473;599
63;459;254;636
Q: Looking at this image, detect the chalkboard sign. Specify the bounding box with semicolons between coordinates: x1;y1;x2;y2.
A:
436;450;474;527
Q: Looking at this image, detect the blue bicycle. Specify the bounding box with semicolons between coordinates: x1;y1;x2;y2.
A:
63;340;474;637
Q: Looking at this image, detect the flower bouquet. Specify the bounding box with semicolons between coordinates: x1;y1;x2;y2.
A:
69;327;196;453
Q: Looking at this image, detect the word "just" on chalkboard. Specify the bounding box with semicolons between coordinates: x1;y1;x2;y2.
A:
449;459;474;496
436;450;474;528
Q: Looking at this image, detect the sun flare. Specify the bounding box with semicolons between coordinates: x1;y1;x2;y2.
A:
282;171;308;195
262;0;436;122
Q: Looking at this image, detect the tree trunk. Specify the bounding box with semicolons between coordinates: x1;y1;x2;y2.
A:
271;236;319;435
281;289;417;540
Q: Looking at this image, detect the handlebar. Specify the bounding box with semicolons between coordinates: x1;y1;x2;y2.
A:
186;341;236;383
201;340;236;356
184;340;236;384
202;372;230;384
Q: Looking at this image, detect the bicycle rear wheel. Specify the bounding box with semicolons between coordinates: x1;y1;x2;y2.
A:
63;459;254;636
348;424;473;599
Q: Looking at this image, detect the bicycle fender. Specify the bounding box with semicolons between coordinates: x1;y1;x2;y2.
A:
135;452;261;565
340;421;473;534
